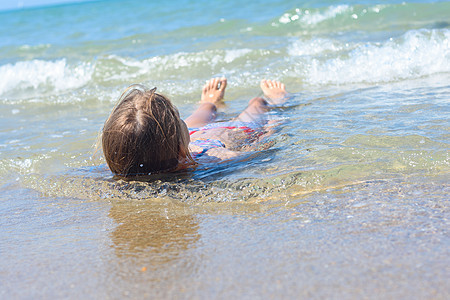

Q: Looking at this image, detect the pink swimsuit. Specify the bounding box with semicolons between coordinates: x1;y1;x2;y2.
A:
189;121;262;158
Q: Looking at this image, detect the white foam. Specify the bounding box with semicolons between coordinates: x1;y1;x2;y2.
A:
302;29;450;85
288;38;348;56
279;5;351;25
97;48;254;85
223;49;252;63
145;48;252;70
0;59;93;97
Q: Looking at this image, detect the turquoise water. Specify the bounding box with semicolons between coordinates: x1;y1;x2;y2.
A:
0;0;449;298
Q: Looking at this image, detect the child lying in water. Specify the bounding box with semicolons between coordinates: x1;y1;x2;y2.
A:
101;78;288;177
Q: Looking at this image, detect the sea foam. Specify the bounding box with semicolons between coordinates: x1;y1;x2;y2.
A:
0;59;93;98
2;27;448;101
279;5;352;26
292;29;450;85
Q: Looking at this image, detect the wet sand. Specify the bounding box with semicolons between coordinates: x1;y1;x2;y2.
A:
1;175;448;299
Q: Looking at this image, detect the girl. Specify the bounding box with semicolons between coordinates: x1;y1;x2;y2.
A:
101;78;288;177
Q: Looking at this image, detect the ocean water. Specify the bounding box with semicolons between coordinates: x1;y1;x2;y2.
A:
0;0;449;298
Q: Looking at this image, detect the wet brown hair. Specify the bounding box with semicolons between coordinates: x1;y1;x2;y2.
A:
102;85;193;177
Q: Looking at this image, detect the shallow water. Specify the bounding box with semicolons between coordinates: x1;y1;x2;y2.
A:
1;0;449;298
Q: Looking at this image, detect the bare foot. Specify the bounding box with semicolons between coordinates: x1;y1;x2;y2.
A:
201;77;227;104
260;79;287;104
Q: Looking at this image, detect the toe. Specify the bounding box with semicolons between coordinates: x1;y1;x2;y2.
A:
214;78;220;89
219;78;227;91
261;79;269;89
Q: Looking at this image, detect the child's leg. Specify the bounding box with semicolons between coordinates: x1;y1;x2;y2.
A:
236;79;288;122
185;78;227;128
235;97;269;122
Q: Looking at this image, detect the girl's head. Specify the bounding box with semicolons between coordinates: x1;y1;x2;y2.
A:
102;85;193;177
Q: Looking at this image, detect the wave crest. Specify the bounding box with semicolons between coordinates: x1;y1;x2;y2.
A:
295;29;450;85
0;59;93;98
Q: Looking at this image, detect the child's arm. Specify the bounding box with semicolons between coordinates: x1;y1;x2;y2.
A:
201;147;242;161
